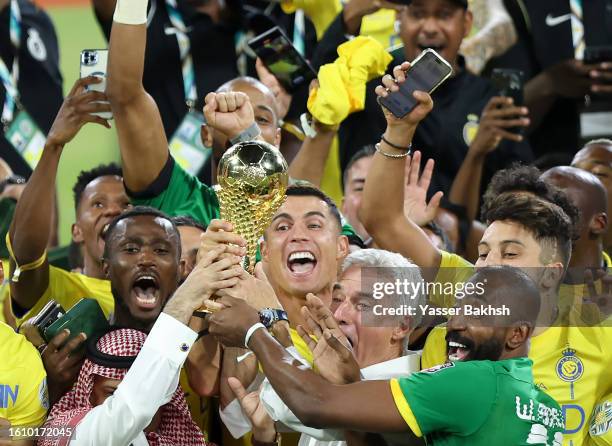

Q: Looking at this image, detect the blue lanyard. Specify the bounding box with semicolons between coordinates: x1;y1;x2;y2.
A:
0;0;22;126
164;0;197;108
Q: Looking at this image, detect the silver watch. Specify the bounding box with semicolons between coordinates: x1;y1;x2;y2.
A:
230;122;262;145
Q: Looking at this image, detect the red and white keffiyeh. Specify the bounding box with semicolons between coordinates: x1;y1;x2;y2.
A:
37;328;207;446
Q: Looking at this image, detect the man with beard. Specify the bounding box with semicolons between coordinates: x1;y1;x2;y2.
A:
7;77;127;328
360;64;610;446
312;0;532;194
207;266;564;446
224;248;424;446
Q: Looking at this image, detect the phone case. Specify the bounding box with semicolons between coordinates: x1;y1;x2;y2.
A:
43;298;109;343
379;49;453;119
80;49;113;120
247;26;316;92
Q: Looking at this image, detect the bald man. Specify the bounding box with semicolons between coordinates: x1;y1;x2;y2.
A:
106;0;284;225
208;266;565;446
540;166;608;272
571;139;612;254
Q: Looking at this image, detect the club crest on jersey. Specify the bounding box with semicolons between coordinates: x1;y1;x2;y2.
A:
590;400;612;437
556;346;584;383
462;114;479;146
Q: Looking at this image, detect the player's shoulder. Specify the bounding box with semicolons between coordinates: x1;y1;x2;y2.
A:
0;321;43;370
49;265;111;294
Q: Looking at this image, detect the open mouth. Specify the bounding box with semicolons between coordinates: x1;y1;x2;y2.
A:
101;223;110;238
447;340;471;361
131;274;160;309
418;44;445;53
286;251;317;276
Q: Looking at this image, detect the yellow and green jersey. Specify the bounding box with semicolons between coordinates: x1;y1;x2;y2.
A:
391;358;564;445
422;251;612;446
422;323;611;446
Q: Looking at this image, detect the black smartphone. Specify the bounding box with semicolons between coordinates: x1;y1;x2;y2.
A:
584;46;612;64
491;68;524;106
491;68;524;134
32;300;65;337
248;26;317;93
378;49;453;119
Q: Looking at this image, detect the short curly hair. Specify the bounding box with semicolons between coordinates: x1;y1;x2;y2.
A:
72;163;123;211
481;163;580;239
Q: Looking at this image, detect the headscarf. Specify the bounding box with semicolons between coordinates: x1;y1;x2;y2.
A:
37;328;207;446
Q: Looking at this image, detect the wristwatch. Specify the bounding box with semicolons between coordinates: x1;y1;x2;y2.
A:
0;174;25;194
229;122;261;145
259;308;288;328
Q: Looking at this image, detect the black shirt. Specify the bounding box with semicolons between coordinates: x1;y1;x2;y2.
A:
489;0;612;160
96;0;241;138
0;0;63;178
314;13;534;197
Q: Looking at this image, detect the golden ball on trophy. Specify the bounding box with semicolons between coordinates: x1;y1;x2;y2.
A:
216;140;289;273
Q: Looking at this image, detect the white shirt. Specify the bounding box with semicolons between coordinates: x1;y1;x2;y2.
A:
68;312;198;446
220;349;421;446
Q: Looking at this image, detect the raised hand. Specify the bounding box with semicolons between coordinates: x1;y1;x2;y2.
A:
255;58;291;121
165;246;244;324
47;76;111;147
227;377;277;443
297;294;360;385
376;62;434;130
203;91;255;140
469;97;529;156
196;219;247;264
403;151;444;226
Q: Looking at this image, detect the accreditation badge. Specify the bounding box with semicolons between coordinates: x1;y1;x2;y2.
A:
4;110;46;169
169;110;211;175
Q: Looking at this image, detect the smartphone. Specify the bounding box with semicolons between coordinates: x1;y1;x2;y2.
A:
248;26;317;93
491;68;524;134
32;300;65;337
42;298;109;344
491;68;524;106
584;46;612;64
378;49;453;119
80;49;112;120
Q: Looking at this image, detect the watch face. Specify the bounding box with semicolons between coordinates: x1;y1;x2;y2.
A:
259;309;273;327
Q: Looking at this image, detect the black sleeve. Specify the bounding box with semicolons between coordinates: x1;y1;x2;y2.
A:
125;153;175;200
311;11;351;70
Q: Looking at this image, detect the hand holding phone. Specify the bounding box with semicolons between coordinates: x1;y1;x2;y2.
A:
376;61;435;130
80;49;113;120
378;49;453;119
248;27;316;93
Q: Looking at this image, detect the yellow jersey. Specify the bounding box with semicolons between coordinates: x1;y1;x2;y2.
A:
422;250;612;446
7;262;113;328
0;321;47;429
280;0;399;48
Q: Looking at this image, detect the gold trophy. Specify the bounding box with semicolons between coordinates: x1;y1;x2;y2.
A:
195;141;288;316
216;140;289;272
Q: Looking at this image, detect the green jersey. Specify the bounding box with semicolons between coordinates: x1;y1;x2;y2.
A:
131;156;360;240
390;358;564;445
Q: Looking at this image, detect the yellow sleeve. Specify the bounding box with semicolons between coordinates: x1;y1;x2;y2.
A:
389;379;423;437
421;325;448;370
280;0;342;39
429;251;475;309
13;267;113;328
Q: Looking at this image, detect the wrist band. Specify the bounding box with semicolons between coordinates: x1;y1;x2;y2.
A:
113;0;148;25
375;143;410;159
244;322;266;348
381;135;412;152
230;122;262;145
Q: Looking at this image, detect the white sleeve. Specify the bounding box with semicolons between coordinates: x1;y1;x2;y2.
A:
68;313;197;445
259;347;343;442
